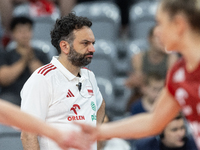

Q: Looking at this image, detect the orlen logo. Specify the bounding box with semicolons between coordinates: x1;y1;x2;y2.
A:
68;104;85;121
70;104;80;115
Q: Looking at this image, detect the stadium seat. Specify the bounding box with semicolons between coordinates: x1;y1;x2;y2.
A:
86;39;117;81
109;77;132;121
96;77;115;113
12;2;30;17
73;1;121;41
129;1;158;39
113;40;130;77
126;39;149;71
31;40;58;59
13;2;60;19
6;39;57;60
130;0;160;5
31;16;55;42
0;124;23;150
13;2;60;42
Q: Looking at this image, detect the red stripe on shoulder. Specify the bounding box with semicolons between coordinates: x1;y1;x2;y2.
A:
38;64;57;76
38;63;52;74
40;65;54;74
82;67;91;71
43;67;57;76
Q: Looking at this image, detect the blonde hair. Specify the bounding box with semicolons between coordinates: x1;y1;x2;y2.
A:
161;0;200;32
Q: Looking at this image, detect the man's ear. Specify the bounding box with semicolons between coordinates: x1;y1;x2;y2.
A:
59;40;70;54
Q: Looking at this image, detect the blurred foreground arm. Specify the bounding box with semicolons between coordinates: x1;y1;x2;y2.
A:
79;88;181;140
0;99;91;150
98;88;181;140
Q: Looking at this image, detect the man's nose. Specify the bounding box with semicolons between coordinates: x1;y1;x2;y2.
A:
88;44;95;52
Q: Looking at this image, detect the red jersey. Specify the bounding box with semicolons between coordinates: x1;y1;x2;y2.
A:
167;58;200;149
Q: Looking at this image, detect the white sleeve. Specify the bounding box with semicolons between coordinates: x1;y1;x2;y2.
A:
20;73;51;121
91;72;103;110
96;86;103;110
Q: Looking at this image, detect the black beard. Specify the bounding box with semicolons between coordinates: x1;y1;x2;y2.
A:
68;47;93;67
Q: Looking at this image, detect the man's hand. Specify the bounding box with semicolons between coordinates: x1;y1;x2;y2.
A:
74;122;100;142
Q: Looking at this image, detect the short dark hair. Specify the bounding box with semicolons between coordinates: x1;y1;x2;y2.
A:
10;16;33;31
173;112;184;120
50;12;92;54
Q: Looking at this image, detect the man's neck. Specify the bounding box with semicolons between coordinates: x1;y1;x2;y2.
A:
58;55;81;76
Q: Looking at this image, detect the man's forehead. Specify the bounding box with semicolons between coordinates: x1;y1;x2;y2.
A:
73;27;95;41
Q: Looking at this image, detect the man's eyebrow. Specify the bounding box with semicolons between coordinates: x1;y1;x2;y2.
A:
81;40;95;42
81;40;96;44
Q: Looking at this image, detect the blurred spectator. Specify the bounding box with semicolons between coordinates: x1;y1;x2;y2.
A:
0;0;76;47
133;113;198;150
0;0;133;46
125;26;178;88
125;26;179;107
0;16;49;106
128;72;165;114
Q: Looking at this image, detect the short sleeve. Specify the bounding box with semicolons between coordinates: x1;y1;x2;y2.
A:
20;72;51;120
96;86;103;110
90;72;103;110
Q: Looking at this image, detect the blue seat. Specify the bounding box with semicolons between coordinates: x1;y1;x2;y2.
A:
73;1;121;41
129;1;158;39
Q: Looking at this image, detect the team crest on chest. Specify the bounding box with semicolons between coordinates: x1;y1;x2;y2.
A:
87;86;94;96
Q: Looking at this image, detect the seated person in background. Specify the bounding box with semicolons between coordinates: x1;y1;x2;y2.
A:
129;72;165;115
125;25;178;107
133;113;198;150
0;16;49;106
125;26;178;88
0;0;76;47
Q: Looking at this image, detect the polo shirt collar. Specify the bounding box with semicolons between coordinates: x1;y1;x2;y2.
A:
51;56;87;81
